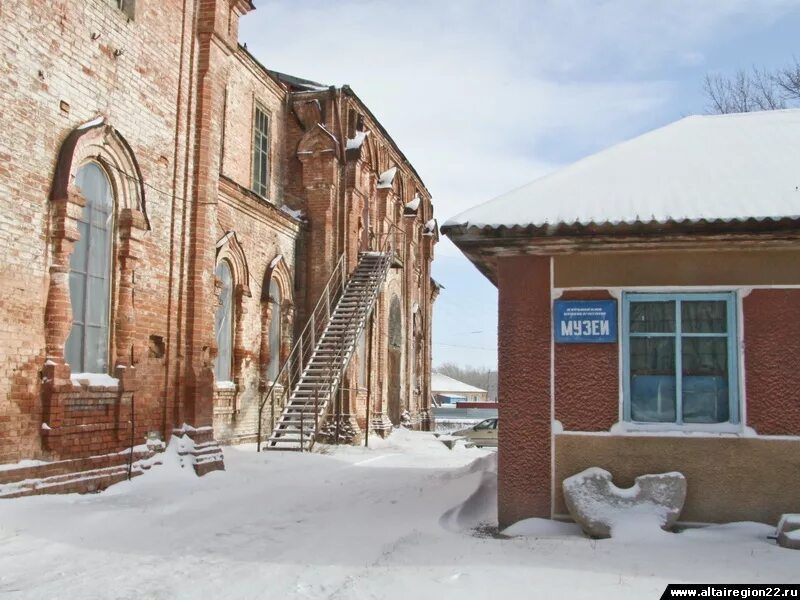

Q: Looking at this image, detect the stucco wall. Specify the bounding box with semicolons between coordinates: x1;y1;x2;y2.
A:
554;248;800;288
555;434;800;525
497;255;551;527
554;290;618;431
743;289;800;436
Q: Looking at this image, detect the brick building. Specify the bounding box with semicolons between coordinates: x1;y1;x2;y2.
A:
0;0;437;493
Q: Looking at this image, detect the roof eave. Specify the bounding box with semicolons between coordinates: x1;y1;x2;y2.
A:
443;217;800;287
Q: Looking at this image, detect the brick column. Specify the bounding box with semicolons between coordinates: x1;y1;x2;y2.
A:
297;124;341;309
258;300;273;387
41;187;85;453
184;1;235;429
497;255;552;527
115;209;146;369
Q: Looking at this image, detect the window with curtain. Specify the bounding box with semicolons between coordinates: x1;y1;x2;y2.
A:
214;261;234;382
623;292;738;425
65;163;114;374
267;279;281;381
252;105;270;198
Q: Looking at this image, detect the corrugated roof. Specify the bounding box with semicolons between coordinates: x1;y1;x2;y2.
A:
443;109;800;231
431;373;487;394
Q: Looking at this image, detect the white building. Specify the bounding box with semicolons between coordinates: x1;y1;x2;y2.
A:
431;373;489;405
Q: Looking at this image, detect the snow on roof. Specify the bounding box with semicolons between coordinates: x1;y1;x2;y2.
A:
77;115;105;130
346;130;369;151
444;109;800;230
377;167;398;189
405;195;421;213
280;205;304;220
431;373;487;394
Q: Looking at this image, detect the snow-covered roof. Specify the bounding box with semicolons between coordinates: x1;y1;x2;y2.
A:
444;109;800;231
280;205;304;220
431;373;487;394
377;167;398;189
404;195;421;213
346;130;369;151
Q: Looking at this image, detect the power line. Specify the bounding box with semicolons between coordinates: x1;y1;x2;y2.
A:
434;342;496;351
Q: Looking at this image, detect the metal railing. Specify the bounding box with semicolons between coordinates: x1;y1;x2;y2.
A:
294;252;389;450
256;223;405;451
256;253;347;451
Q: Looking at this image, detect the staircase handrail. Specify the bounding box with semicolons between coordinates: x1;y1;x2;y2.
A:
303;223;405;449
256;252;347;450
258;222;406;451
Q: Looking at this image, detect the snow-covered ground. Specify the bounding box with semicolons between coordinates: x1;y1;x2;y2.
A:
0;430;796;599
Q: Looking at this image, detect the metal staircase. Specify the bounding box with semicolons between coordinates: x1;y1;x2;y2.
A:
257;250;392;451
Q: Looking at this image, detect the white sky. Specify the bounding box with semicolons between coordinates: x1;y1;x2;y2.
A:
240;0;800;369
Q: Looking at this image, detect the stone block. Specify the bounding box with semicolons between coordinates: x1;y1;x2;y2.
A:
776;514;800;550
563;467;686;538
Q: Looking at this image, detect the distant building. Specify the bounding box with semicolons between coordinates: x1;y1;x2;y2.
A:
431;373;488;405
444;109;800;527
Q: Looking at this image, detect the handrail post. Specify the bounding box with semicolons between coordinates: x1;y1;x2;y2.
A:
270;387;275;435
300;409;304;453
257;398;263;452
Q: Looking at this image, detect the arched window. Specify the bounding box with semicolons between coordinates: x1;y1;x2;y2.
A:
65;163;114;374
214;260;234;382
267;279;281;381
357;329;367;387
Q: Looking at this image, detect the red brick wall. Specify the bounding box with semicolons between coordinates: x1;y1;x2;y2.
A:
0;0;195;463
497;255;552;526
554;290;619;431
0;0;437;466
744;289;800;435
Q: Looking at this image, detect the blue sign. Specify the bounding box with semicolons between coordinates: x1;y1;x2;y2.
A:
554;300;617;343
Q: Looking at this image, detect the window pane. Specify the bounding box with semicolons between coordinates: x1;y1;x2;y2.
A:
682;301;726;333
65;324;84;372
85;325;108;373
252;107;269;197
357;330;367;387
267;279;280;381
69;271;86;325
86;275;110;327
682;337;729;423
88;224;111;277
214;262;233;382
630;337;676;422
630;301;675;333
70;221;89;272
68;163;113;374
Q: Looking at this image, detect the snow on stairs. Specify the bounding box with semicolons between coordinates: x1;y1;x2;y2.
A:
0;446;164;499
172;425;225;475
266;252;391;451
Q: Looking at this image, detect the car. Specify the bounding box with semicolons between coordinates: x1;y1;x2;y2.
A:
453;418;498;447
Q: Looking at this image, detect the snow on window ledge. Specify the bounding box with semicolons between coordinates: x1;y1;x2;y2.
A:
215;381;236;391
608;421;745;436
70;373;119;389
